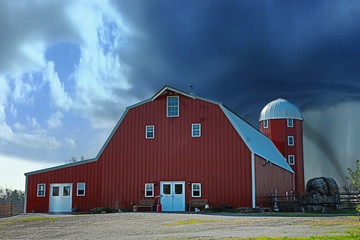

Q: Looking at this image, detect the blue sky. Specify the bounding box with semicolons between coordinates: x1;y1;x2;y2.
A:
1;0;360;190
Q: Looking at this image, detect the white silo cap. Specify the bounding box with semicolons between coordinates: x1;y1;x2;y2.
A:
259;98;303;121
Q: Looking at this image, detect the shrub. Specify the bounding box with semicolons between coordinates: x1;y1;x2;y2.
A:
90;207;117;214
346;159;360;221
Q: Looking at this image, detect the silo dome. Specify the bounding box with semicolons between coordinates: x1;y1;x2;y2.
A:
259;98;303;121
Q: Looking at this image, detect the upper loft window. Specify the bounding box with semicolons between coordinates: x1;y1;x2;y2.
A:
192;123;201;137
288;136;294;146
167;96;179;117
264;119;268;128
287;119;293;127
146;125;154;139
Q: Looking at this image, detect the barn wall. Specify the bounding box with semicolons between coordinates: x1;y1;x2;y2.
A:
260;119;304;193
26;161;101;213
255;155;294;207
99;93;253;209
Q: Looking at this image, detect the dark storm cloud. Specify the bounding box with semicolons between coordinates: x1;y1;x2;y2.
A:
113;0;360;125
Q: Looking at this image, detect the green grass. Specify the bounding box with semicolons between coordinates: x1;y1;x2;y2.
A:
15;217;48;221
296;217;360;227
0;221;11;226
15;216;77;221
0;215;80;226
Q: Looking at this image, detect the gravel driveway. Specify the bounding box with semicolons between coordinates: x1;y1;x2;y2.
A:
1;212;359;239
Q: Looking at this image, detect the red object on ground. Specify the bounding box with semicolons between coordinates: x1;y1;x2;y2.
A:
157;202;162;212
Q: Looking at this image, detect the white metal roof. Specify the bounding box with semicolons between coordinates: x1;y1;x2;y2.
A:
259;98;303;121
222;106;294;173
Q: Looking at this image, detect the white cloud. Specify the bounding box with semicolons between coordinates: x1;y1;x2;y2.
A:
0;75;9;109
47;111;64;129
29;0;137;128
10;133;61;149
65;137;76;148
62;0;136;128
0;153;49;190
0;1;79;75
9;103;17;119
13;122;25;131
0;121;13;143
12;75;35;104
0;0;138;156
26;116;40;129
45;61;73;111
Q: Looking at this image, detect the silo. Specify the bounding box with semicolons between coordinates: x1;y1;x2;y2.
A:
259;99;305;193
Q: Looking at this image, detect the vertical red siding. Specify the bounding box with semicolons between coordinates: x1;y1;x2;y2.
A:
255;155;294;207
260;119;305;193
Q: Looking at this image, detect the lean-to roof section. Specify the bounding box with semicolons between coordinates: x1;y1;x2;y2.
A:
221;105;294;173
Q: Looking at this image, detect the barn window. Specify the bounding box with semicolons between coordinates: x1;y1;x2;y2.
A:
146;125;154;139
37;183;45;197
145;183;154;197
288;155;295;165
77;183;85;196
264;120;268;128
192;183;201;197
287;119;293;127
192;123;201;137
167;96;179;117
288;136;294;146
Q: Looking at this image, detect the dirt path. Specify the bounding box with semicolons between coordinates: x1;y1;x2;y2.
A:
1;212;359;239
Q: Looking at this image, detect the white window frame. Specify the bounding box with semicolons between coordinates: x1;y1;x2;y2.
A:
37;183;46;197
167;96;179;117
77;182;86;196
287;119;293;127
288;155;295;165
145;183;154;197
192;123;201;137
146;125;154;139
264;119;268;128
288;136;294;146
191;183;201;197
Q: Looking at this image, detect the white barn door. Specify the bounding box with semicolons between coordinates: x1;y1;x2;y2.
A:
49;183;72;212
160;181;185;211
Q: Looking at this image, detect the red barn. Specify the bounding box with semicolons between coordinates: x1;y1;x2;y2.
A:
25;86;296;213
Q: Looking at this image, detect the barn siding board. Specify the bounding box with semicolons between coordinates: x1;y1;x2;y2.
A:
255;155;294;207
